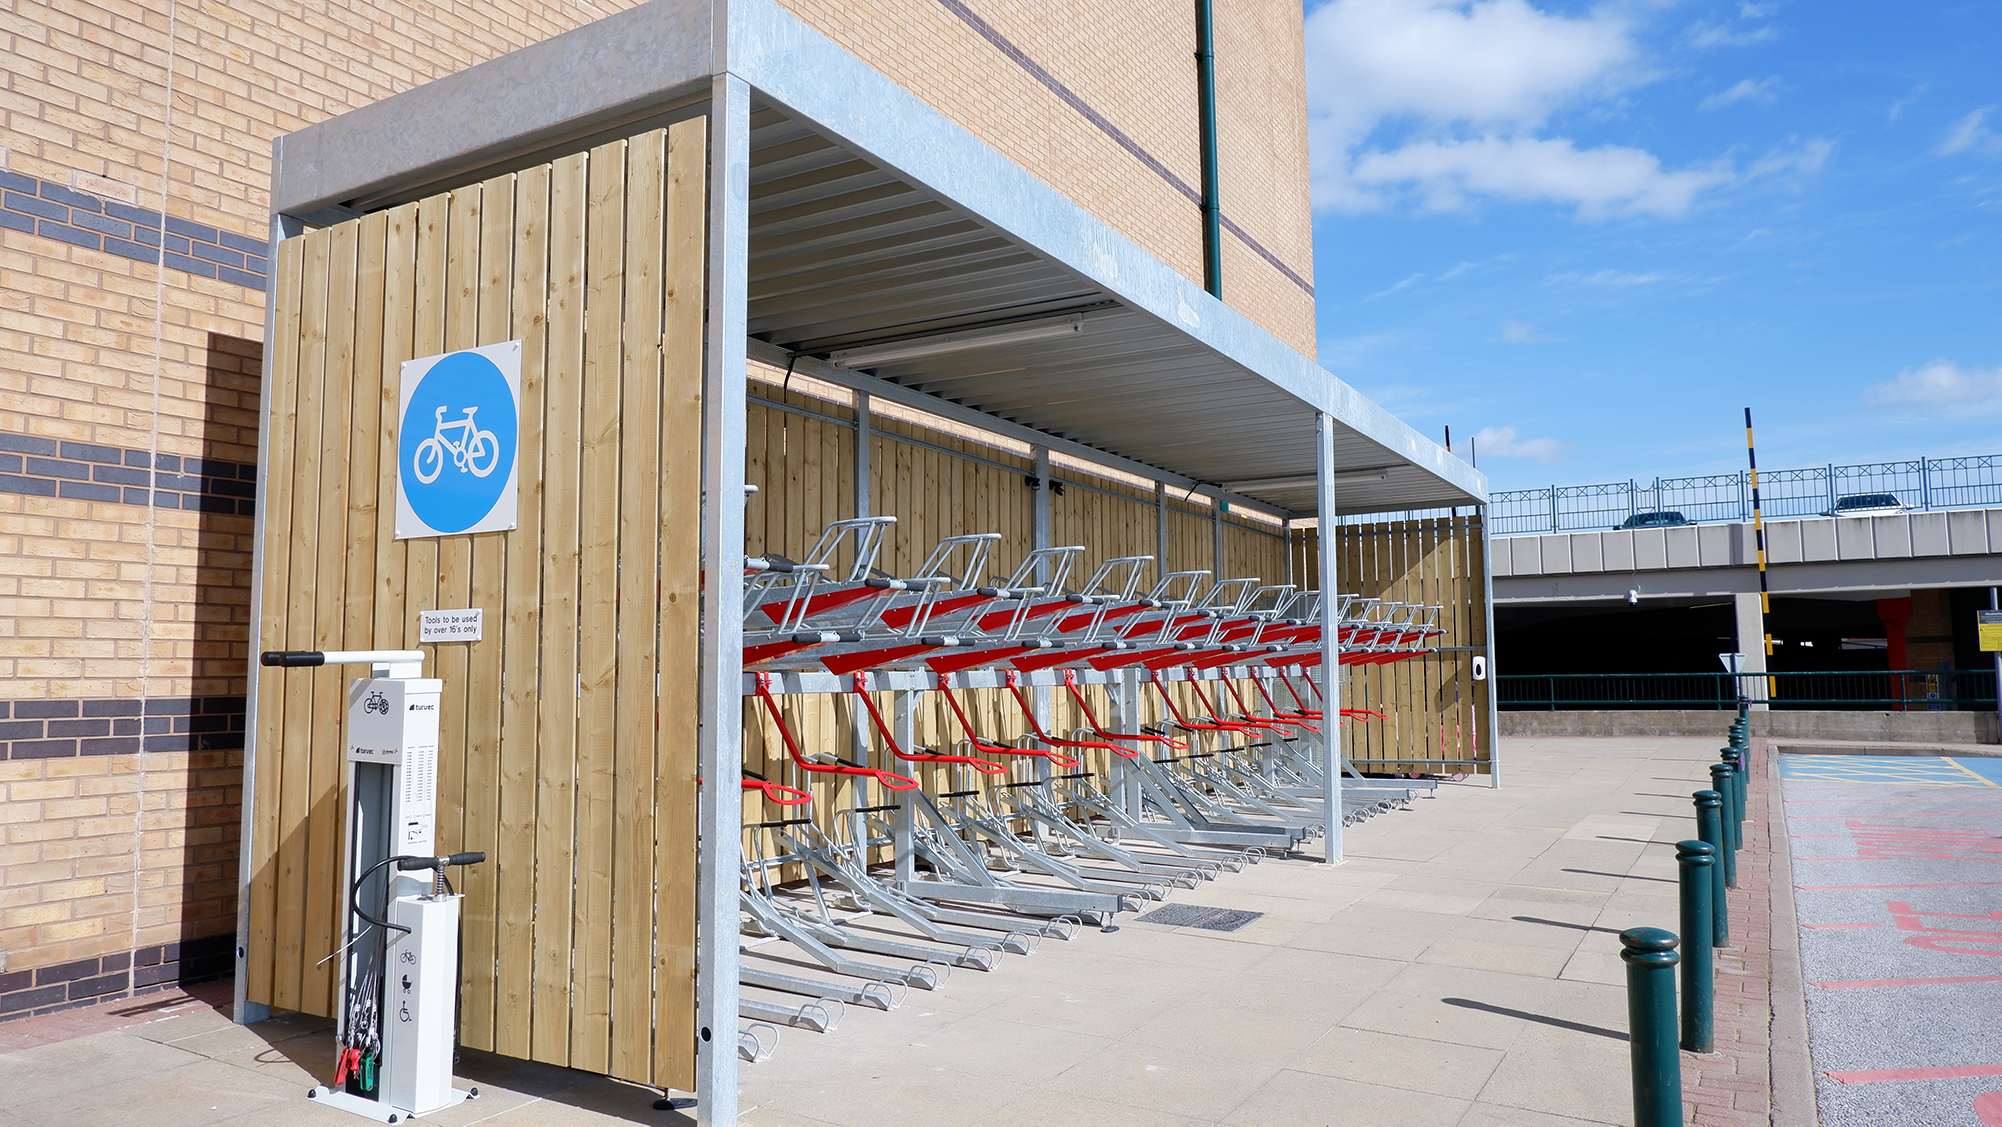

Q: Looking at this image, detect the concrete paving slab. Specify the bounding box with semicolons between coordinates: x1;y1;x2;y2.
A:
9;1054;303;1127
1044;1039;1284;1121
970;1087;1212;1127
1287;1025;1505;1099
1477;1048;1636;1124
1219;1067;1471;1127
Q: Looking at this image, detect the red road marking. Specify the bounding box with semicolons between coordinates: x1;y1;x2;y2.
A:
1794;857;2002;862
1812;974;2002;989
1799;882;2002;890
1789;811;2002;817
1803;923;1880;929
1976;1090;2002;1126
1826;1064;2002;1083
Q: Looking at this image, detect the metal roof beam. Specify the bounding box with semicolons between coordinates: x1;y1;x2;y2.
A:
746;338;1294;520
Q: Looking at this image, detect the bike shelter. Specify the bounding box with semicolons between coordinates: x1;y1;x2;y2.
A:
240;2;1493;1122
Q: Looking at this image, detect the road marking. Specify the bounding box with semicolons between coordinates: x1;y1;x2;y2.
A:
1825;1064;2002;1083
1811;974;2002;989
1945;758;2002;788
1796;858;2002;862
1798;882;2002;890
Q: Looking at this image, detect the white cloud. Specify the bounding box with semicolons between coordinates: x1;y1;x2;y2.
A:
1939;108;2002;157
1548;269;1671;287
1701;77;1781;111
1687;3;1779;49
1305;1;1825;218
1499;320;1558;343
1864;360;2002;410
1888;84;1927;122
1351;135;1733;217
1470;425;1570;462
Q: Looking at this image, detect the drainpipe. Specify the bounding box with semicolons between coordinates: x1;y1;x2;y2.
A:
1196;0;1222;298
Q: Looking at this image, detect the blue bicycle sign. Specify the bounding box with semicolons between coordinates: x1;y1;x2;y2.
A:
395;342;521;539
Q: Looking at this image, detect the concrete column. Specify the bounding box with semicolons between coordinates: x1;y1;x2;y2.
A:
1732;591;1769;711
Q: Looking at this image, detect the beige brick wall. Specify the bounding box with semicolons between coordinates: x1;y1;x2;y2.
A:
1;0;639;1010
1;748;238;974
776;0;1316;354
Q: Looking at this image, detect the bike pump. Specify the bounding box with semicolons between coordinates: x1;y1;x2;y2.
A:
260;649;485;1123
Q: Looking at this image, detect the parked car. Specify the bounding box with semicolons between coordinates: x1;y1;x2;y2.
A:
1618;510;1691;529
1825;492;1906;518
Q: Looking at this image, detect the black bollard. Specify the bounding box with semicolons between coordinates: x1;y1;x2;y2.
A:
1694;790;1729;945
1676;840;1716;1052
1621;927;1684;1127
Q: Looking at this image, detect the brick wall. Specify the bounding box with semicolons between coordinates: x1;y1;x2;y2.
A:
775;0;1317;355
1;0;637;1016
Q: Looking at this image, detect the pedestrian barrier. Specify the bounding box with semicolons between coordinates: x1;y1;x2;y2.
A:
1622;927;1683;1127
1675;840;1715;1053
1623;700;1754;1126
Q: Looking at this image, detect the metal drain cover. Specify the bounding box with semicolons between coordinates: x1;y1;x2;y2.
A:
1133;904;1264;932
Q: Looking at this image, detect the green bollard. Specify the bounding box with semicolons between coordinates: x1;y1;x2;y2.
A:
1621;927;1684;1127
1710;764;1738;889
1676;840;1716;1052
1695;789;1729;943
1723;748;1747;828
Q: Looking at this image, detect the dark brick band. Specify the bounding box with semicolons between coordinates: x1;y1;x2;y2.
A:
0;433;255;515
0;935;233;1021
0;170;267;289
0;696;246;759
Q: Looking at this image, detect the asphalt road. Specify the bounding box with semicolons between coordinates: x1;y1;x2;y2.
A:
1781;754;2002;1127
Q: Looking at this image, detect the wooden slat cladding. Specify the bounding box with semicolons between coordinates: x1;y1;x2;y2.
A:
1291;516;1491;773
247;122;706;1090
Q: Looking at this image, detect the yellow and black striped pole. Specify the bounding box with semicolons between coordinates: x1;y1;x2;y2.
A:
1745;408;1774;700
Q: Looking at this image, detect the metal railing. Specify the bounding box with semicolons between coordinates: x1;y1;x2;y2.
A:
1490;454;2002;536
1497;670;2000;711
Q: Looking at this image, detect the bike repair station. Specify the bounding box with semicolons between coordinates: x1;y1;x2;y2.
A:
236;3;1496;1125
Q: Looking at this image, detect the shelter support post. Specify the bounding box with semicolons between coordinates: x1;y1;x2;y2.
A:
1316;413;1342;862
1731;592;1770;711
1155;480;1169;583
235;208;308;1028
696;73;749;1127
1212;500;1223;578
1479;505;1500;788
854;393;870;520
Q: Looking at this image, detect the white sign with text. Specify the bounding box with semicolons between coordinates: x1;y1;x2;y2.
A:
418;608;484;643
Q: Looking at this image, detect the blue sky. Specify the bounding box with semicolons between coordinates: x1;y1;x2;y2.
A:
1303;0;2002;493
